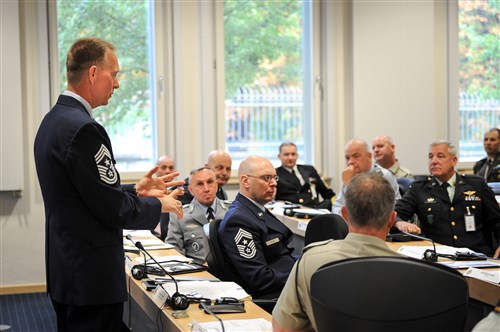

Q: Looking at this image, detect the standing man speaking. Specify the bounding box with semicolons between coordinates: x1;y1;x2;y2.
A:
34;37;184;331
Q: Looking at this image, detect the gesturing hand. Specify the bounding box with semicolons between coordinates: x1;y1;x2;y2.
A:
158;188;185;219
135;166;185;197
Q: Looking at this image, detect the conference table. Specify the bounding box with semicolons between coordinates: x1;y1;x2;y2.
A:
124;238;271;332
272;207;500;307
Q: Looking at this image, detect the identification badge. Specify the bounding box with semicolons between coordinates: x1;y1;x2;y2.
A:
465;214;476;232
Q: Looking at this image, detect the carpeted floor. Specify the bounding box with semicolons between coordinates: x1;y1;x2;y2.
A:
0;293;56;332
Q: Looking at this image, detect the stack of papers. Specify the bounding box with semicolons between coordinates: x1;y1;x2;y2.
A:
161;280;250;301
191;318;272;332
397;245;500;269
123;234;174;250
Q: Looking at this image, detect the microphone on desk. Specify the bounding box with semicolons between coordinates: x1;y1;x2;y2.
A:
401;232;439;262
125;235;149;280
126;235;189;310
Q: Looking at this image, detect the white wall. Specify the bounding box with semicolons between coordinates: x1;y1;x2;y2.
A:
0;0;453;288
348;1;447;177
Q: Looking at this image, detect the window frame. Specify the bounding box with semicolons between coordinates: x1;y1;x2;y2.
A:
215;1;322;173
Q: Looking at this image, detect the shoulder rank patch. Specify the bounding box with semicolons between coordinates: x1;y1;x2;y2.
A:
94;144;117;185
234;228;256;259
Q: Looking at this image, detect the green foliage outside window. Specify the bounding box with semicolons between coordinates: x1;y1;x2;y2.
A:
57;0;152;139
459;0;499;100
224;0;303;99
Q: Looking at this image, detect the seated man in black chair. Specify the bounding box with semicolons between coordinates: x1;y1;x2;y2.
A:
218;155;296;300
275;142;335;209
272;172;402;332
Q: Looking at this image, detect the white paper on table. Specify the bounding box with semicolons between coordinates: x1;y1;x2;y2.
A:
191;318;272;332
464;267;500;284
123;229;155;237
293;208;329;216
133;255;193;264
161;281;250;300
439;260;500;270
397;245;476;260
124;237;174;250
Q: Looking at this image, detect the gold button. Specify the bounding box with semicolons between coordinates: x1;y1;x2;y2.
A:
451;221;455;226
450;207;454;211
472;205;476;209
427;208;431;212
308;190;311;193
299;198;304;203
453;235;458;240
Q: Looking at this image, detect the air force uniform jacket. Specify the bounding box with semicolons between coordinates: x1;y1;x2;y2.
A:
218;193;295;298
34;95;161;306
395;174;500;256
166;198;228;264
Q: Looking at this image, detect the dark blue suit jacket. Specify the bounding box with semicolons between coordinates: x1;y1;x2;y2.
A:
275;164;335;208
34;95;161;306
218;193;295;298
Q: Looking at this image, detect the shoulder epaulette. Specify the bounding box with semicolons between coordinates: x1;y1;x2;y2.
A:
220;200;233;210
413;175;431;182
301;239;334;254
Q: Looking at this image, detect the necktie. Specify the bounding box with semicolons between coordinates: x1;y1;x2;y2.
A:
206;207;215;222
291;169;305;186
441;182;452;201
484;160;492;180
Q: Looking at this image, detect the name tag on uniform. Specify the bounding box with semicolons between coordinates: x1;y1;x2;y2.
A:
266;237;280;246
465;214;476;232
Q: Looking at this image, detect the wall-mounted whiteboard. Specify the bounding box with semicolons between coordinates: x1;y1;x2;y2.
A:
1;1;24;191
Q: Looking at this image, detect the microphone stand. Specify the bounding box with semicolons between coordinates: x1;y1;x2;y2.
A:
126;235;189;310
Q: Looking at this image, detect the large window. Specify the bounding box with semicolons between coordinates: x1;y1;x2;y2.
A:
223;0;314;166
55;0;157;172
458;0;499;161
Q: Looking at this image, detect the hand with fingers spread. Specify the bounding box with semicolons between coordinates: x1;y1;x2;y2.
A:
135;166;185;197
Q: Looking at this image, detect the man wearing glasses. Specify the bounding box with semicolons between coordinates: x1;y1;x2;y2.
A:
218;156;296;300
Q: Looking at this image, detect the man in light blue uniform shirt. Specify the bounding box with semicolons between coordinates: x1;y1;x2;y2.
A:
333;138;401;216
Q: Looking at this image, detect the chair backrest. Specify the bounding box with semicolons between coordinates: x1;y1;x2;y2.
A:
396;177;415;196
304;214;348;246
310;256;468;332
203;219;238;281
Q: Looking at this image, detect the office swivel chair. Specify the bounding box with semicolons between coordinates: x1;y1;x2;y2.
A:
203;219;278;314
396;177;415;197
304;214;348;246
310;256;468;332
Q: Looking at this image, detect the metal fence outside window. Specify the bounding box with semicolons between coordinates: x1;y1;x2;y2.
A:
225;87;500;162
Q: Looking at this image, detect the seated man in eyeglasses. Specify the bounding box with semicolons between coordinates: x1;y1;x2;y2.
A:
218;156;296;299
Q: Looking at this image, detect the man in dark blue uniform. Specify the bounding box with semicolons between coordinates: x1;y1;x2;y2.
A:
395;140;500;257
34;37;185;331
219;156;295;299
275;142;335;209
473;128;500;183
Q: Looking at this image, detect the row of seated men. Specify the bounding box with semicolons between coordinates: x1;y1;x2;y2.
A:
151;134;500;325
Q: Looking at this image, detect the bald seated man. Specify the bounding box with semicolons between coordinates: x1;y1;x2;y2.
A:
372;135;413;178
332;138;401;216
152;155;178;240
218;156;295;299
155;155;176;178
178;150;232;205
